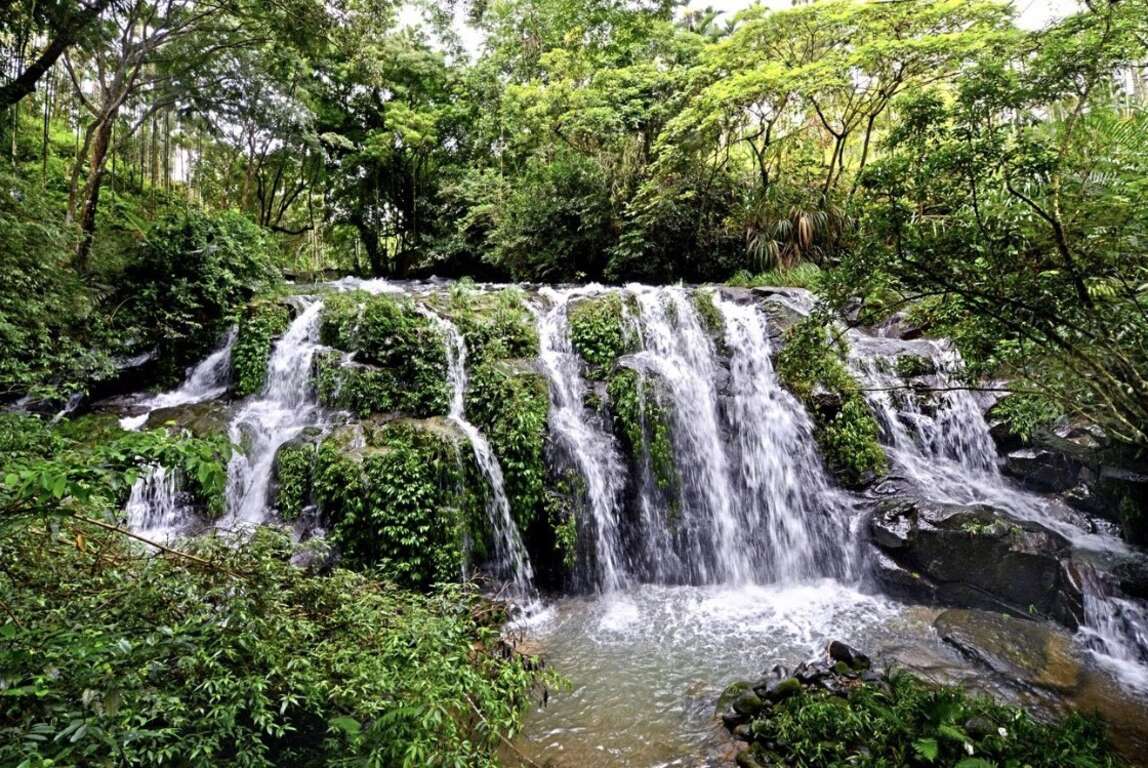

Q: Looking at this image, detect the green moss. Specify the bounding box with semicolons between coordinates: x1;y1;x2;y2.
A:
777;317;886;486
739;669;1125;768
893;353;937;379
273;440;317;521
607;368;679;498
439;285;539;363
466;361;550;529
568;294;634;378
317;292;449;417
691;289;724;335
231;299;291;397
314;422;478;588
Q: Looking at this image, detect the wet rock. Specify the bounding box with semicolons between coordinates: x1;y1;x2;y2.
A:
874;311;924;341
147;400;232;437
762;676;802;702
732;723;754;742
717;681;752;715
869;497;1084;628
732;690;766;717
1114;559;1148;600
735;746;769;768
934;608;1081;692
827;640;871;671
1003;448;1083;493
809;387;843;421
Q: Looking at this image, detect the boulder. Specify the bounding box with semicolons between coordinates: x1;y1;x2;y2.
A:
933;608;1081;692
827;640;871;671
1003;448;1083;493
146;400;232;437
869;497;1084;628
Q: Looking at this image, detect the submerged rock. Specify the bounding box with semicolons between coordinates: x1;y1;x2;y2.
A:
868;497;1084;628
934;608;1081;692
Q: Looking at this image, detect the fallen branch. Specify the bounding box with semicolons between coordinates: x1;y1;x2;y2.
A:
72;514;230;573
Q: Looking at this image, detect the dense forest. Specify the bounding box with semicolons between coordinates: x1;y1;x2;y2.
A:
3;0;1148;765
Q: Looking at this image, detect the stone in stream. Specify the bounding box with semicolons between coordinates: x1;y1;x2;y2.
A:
147;400;233;437
868;497;1084;628
933;608;1081;692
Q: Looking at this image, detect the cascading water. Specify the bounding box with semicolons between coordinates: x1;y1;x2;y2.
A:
120;327;237;431
713;292;856;582
418;306;536;599
535;287;629;592
222;300;326;527
123;465;185;542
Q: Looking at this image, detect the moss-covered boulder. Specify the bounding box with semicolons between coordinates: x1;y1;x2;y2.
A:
312;419;482;588
568;294;637;378
231;299;291;397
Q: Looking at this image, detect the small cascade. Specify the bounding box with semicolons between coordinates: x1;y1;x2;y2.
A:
418;306;537;599
1080;570;1148;692
223;300;326;527
123;465;186;542
120;327;238;431
714;293;856;582
535;287;629;592
629;285;742;584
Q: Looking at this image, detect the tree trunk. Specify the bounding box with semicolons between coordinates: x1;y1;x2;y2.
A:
75;115;115;271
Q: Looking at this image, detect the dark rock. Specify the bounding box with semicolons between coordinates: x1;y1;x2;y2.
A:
732;723;754;742
869;497;1084;628
735;747;769;768
964;716;998;739
722;711;747;730
875;311;925;340
717;681;752;715
827;640;871;671
934;609;1081;692
1003;448;1082;493
1114;559;1148;600
810;387;843;421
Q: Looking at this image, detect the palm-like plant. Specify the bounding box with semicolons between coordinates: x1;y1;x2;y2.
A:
743;185;851;271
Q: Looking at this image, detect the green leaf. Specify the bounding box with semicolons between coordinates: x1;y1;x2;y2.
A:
913;737;939;762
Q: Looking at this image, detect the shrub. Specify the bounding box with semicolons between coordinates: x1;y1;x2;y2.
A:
568;294;633;377
231;299;291;397
777;317;886;486
0;525;548;768
273;439;317;521
607;368;678;497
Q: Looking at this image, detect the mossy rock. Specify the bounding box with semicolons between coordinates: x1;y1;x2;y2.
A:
272;436;319;521
429;285;539;363
893;353;937;379
568;294;637;378
231;299;291;397
147;401;232;438
607;367;679;499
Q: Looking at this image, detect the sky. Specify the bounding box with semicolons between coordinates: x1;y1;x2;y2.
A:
401;0;1083;58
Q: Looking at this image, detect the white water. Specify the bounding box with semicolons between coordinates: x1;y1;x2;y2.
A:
535;287;629;592
123;465;185;542
419;307;537;599
222;300;326;528
120;327;237;431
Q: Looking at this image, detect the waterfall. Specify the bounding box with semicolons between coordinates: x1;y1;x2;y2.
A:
418;307;537;599
535;287;629;592
124;465;185;542
120;327;237;431
714;292;856;582
222;300;326;527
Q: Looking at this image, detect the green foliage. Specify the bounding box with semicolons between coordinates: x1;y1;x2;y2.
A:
0;413;230;520
231;299;291;397
742;670;1124;768
568;294;634;377
727;263;823;290
991;394;1063;442
466;363;550;529
440;286;539;363
113;209;280;385
893;354;937;380
607;368;678;497
273;440;317;521
314;422;478;587
777;318;886;485
0;525;548;768
690;289;724;335
314;351;402;418
319;292;449;417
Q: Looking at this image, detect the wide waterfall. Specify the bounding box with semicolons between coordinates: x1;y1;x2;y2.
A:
421;307;537;599
223;300;326;527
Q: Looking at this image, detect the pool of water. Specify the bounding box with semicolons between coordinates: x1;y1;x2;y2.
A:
511;580;1148;768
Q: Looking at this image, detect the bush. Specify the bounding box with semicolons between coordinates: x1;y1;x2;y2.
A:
112;209;280;386
568;294;633;378
738;668;1124;768
319;292;449;417
777;317;886;486
0;525;548;768
607;368;678;498
231;299;291;397
314;422;480;586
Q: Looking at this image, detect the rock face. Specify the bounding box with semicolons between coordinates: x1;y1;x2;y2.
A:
934;608;1081;692
868;497;1084;629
